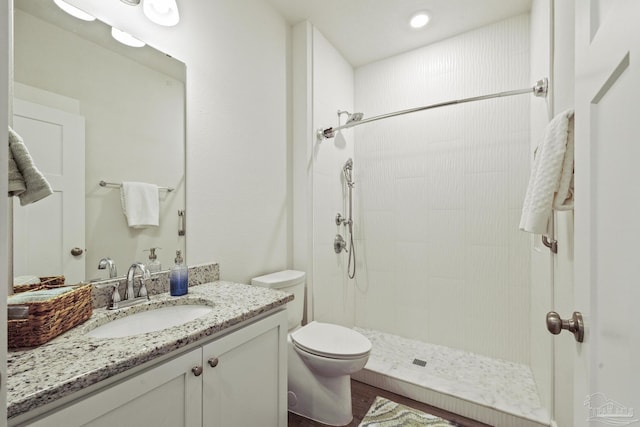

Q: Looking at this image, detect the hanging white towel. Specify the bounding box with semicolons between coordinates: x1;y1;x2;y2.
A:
519;109;575;235
8;126;53;205
120;181;159;229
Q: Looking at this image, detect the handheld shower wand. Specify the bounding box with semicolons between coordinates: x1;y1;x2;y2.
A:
342;158;356;279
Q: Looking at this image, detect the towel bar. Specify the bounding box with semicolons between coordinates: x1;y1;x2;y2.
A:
99;180;174;192
542;235;558;254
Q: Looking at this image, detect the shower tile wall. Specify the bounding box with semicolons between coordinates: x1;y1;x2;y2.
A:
354;15;531;363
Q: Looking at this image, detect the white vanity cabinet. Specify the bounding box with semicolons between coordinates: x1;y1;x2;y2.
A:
23;310;287;427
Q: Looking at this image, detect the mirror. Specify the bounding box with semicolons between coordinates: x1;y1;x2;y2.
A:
12;0;186;285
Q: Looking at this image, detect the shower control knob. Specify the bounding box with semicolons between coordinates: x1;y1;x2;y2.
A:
546;311;584;343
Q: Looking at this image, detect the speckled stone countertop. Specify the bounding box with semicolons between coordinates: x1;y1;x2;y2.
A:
7;280;292;420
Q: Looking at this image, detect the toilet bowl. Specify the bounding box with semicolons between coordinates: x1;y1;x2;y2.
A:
251;271;371;426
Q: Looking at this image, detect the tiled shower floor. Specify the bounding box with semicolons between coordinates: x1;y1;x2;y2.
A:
352;328;550;427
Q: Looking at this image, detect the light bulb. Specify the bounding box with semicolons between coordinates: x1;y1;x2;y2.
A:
53;0;96;21
111;27;146;48
143;0;180;27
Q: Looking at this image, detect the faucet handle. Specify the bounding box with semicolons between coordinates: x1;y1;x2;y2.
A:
138;282;148;298
96;282;121;309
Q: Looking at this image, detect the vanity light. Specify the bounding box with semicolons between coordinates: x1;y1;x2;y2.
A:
53;0;96;21
409;11;430;29
143;0;180;27
111;27;146;48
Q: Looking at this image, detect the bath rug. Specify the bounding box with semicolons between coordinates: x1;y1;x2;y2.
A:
359;396;458;426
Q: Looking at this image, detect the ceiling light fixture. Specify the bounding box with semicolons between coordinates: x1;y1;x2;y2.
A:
409;11;430;29
111;27;146;47
143;0;180;27
53;0;96;21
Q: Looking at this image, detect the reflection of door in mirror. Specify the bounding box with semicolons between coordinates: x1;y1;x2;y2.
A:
12;99;85;285
13;2;186;283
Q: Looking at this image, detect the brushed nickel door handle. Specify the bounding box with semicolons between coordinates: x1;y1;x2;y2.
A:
70;247;84;256
546;311;584;342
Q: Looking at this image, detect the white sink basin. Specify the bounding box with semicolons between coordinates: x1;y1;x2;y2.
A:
87;305;214;339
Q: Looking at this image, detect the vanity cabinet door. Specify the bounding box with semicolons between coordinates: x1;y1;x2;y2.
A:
202;310;288;427
25;348;203;427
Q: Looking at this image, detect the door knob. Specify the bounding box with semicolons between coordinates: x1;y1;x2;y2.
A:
208;357;219;368
192;366;203;376
546;311;584;343
70;247;84;256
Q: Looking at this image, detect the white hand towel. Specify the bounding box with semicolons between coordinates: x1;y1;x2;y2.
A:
519;109;575;235
120;181;159;229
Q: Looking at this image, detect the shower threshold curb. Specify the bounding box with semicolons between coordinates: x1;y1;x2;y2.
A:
353;367;550;427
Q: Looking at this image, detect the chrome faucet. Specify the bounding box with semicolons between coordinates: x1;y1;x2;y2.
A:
98;257;118;278
125;262;151;300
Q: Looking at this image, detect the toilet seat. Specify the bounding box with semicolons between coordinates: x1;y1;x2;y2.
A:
291;321;371;360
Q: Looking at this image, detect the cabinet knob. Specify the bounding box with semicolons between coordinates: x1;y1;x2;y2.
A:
192;366;203;376
208;357;219;368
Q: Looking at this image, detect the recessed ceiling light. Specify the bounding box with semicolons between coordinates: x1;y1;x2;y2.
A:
409;11;430;29
111;27;146;48
53;0;96;21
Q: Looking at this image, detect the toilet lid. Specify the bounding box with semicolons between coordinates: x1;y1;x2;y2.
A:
291;321;371;359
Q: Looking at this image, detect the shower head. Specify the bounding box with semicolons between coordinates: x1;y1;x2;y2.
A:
346;112;364;124
337;110;364;126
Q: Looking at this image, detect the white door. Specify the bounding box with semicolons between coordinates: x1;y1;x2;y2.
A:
12;99;85;285
574;1;640;425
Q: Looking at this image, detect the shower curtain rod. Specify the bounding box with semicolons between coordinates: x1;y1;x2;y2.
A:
317;78;548;140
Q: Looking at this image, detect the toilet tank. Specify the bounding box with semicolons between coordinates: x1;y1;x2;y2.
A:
251;270;305;331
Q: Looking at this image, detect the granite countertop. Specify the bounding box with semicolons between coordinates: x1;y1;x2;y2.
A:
7;281;292;420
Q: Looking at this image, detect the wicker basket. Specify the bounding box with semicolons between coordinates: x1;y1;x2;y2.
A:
8;284;93;349
13;276;66;293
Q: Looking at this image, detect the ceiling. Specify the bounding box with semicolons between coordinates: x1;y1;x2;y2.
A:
265;0;532;67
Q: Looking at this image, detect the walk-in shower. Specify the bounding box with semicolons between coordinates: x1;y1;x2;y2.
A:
319;73;550;424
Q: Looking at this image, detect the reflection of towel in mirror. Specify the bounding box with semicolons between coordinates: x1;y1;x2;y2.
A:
8;126;53;205
120;181;159;228
519;109;574;235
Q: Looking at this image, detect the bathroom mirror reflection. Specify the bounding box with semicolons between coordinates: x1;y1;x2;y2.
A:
12;0;186;285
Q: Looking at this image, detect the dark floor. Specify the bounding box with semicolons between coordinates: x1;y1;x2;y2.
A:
288;379;493;427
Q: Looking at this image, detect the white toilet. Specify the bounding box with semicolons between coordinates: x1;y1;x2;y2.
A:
251;270;371;426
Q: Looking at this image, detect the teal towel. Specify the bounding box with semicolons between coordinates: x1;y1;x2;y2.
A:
8;286;74;304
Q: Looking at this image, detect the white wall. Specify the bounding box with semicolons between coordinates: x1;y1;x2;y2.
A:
550;2;575;426
64;0;291;284
13;10;186;278
529;0;554;416
353;15;532;364
1;0;11;420
529;1;576;425
310;28;356;326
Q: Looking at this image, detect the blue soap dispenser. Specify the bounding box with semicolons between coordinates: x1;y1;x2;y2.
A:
170;250;188;296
